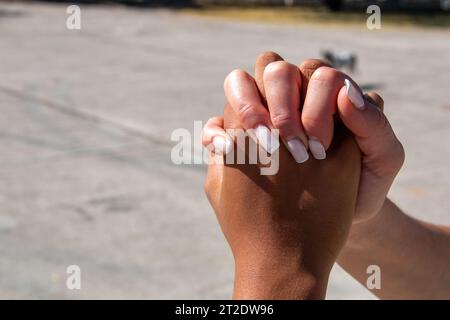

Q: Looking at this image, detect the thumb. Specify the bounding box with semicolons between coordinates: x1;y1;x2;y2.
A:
337;80;404;176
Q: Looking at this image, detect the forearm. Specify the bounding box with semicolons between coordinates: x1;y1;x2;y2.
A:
338;198;450;299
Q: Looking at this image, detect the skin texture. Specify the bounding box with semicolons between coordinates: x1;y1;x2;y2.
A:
205;57;362;299
337;199;450;299
204;51;450;299
205;52;405;223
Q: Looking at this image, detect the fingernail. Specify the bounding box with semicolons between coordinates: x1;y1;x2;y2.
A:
308;137;326;160
254;125;272;154
286;137;309;163
212;136;232;155
269;130;280;154
298;131;309;149
344;79;365;110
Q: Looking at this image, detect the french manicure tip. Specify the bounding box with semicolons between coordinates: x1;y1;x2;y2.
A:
308;138;326;160
213;136;231;155
286;138;309;163
255;125;271;153
344;79;365;110
269;134;280;154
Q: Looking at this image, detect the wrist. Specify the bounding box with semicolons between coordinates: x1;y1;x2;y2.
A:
233;254;330;300
346;197;394;249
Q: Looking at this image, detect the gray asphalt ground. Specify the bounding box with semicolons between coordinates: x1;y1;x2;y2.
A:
0;2;449;299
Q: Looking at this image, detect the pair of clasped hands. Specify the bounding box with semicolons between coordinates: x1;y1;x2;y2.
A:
201;52;404;299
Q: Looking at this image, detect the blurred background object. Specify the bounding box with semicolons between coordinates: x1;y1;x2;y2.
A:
14;0;450;10
194;0;450;11
321;50;357;73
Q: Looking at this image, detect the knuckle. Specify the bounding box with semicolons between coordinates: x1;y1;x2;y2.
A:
257;51;282;63
229;68;249;81
224;68;249;87
383;140;405;175
375;110;390;132
205;116;220;127
300;59;332;71
264;61;297;80
310;66;343;85
271;112;292;129
392;139;406;170
378;121;405;174
299;59;332;81
301;114;324;129
238;103;261;127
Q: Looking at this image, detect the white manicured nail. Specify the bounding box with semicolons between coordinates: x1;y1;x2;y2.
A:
344;79;365;110
308;137;326;160
269;130;280;154
254;125;271;154
286;137;309;163
212;136;232;155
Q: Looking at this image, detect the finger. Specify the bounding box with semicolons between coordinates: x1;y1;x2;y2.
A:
202;116;232;155
263;61;309;163
254;51;284;102
302;66;345;160
338;83;404;174
204;155;224;213
298;59;333;106
224;69;279;154
365;91;384;112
